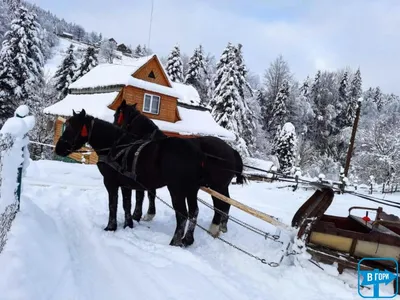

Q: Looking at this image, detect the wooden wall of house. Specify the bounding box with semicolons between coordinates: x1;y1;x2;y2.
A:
109;86;179;123
133;56;171;87
54;118;98;164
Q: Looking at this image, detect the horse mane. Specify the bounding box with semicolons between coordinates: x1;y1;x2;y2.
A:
91;116;135;146
128;107;167;139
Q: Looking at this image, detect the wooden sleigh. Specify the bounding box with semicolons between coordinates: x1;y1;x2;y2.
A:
291;187;400;294
202;185;400;294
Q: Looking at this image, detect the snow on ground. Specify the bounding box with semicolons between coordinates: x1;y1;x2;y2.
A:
1;160;400;300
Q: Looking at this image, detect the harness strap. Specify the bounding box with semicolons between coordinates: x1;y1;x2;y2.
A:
131;140;152;180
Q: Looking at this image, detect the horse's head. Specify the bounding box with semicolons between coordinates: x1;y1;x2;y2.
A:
55;109;92;157
113;99;140;129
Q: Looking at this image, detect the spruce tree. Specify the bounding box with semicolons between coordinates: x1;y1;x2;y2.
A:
184;45;205;86
299;76;310;99
256;88;268;129
374;86;383;111
0;5;44;124
53;43;77;99
273;122;298;173
268;80;289;129
166;45;183;82
74;46;98;81
334;71;350;131
134;44;144;57
234;43;253;98
209;42;255;156
346;68;362;126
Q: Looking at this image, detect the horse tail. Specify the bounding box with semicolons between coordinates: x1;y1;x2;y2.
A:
233;149;247;185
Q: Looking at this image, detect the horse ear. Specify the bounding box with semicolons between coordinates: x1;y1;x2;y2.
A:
72;109;77;116
133;103;137;109
121;99;127;107
79;109;86;117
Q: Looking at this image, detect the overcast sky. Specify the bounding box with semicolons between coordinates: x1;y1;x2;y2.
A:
29;0;400;95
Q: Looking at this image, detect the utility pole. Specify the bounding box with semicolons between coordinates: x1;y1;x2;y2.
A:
344;97;362;178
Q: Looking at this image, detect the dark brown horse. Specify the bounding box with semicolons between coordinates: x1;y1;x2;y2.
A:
55;109;206;247
113;100;247;237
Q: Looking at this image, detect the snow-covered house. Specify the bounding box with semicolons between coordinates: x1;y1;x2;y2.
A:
44;54;235;163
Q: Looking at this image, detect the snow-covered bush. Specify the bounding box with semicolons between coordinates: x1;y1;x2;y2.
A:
0;105;35;253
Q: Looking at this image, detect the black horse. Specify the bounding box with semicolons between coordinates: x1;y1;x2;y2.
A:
114;100;246;237
55;109;206;247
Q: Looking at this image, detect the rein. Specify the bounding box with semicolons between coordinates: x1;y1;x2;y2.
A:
69;118;147;154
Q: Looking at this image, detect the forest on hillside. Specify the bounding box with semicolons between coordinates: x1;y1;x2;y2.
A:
0;0;399;186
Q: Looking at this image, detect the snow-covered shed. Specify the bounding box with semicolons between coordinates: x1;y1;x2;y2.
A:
44;54;234;163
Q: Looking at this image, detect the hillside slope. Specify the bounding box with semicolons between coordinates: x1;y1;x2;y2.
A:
44;37;141;78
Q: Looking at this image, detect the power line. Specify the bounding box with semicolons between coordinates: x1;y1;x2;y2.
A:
147;0;154;50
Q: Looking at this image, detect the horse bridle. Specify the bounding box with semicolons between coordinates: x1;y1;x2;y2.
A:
60;119;95;152
117;109;141;132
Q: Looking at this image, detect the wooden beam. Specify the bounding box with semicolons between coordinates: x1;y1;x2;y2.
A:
200;186;289;229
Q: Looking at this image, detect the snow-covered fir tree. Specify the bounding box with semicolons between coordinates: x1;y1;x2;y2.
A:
134;44;144;57
53;43;77;99
235;43;253;98
209;42;255;156
200;53;217;106
335;71;350;130
184;45;208;104
166;45;183;82
0;5;44;124
261;55;292;133
272;122;297;173
346;68;362;126
184;45;205;85
73;46;98;81
374;86;383;111
268;79;289;129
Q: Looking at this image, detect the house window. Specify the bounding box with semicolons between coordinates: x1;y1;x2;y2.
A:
143;94;160;114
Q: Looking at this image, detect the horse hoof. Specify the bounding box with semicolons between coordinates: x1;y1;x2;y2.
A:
209;223;220;238
182;235;194;247
220;224;228;233
142;214;155;222
124;220;134;229
132;213;142;223
169;239;184;247
104;224;117;231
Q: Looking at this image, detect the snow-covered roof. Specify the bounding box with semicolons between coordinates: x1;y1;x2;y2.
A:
172;82;201;107
43;93;235;141
68;56;154;89
154;107;234;140
43;92;119;119
67;55;201;107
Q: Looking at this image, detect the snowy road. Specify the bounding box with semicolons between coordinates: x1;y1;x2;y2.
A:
0;160;399;300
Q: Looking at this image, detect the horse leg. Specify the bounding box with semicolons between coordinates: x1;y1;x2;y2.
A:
168;187;188;247
219;187;231;233
142;189;156;222
122;187;134;229
209;196;224;237
132;189;144;222
182;187;199;247
104;178;119;231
